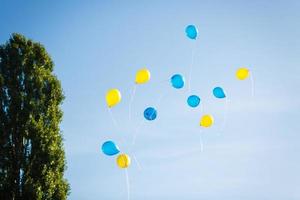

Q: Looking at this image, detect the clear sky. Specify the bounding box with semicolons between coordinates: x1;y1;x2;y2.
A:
1;0;300;199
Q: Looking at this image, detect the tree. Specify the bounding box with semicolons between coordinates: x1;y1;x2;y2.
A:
0;33;70;200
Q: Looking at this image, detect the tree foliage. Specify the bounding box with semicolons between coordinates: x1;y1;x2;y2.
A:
0;33;69;199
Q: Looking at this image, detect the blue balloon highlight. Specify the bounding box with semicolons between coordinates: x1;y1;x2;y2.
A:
102;141;120;156
213;87;226;98
144;107;157;121
185;25;198;40
171;74;185;89
187;95;201;107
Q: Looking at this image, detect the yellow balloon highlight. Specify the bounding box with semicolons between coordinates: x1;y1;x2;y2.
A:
236;68;250;80
200;114;214;127
135;68;151;84
105;89;121;108
116;154;131;169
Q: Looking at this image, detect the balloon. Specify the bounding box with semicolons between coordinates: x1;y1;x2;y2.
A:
187;95;200;107
135;68;151;84
236;68;250;80
200;114;214;127
185;25;198;40
213;87;226;98
102;141;120;156
171;74;185;89
144;107;157;121
106;89;121;108
116;154;131;169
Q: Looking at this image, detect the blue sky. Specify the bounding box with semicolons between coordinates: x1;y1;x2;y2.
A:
1;0;300;199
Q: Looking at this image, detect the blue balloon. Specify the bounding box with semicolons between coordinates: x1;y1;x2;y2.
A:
185;25;198;40
102;141;120;156
213;87;226;98
171;74;185;89
144;107;157;121
187;95;201;107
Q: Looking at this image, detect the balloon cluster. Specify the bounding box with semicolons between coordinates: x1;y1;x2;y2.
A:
102;141;131;168
101;25;251;169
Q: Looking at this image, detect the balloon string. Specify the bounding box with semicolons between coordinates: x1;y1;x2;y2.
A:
129;85;137;122
125;169;130;200
250;72;255;98
107;108;118;130
218;98;230;135
129;92;166;152
129;80;167;151
130;119;145;149
199;129;204;152
133;154;142;171
108;108;128;147
187;42;197;93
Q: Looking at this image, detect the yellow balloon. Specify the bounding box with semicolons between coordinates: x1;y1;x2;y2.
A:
200;114;214;127
135;68;151;84
105;89;121;108
236;68;250;80
116;154;131;169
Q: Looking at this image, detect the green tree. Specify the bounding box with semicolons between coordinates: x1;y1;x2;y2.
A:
0;33;69;199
